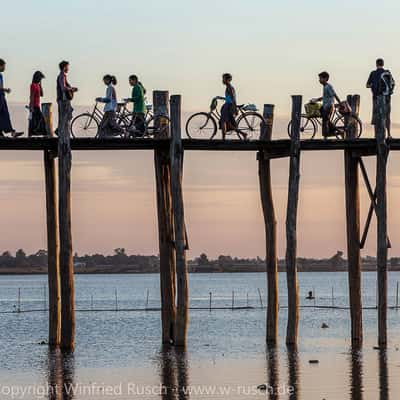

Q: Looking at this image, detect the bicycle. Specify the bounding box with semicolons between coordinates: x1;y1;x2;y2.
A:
185;97;265;140
71;101;129;138
287;101;363;140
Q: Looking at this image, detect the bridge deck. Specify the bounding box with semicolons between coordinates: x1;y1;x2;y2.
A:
0;137;397;153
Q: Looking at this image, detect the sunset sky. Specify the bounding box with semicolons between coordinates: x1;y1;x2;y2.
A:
2;0;400;258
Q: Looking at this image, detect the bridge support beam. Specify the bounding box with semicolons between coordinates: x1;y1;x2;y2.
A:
344;94;363;346
154;91;177;344
258;104;278;345
43;103;61;347
58;100;75;351
170;95;189;346
286;95;302;346
375;95;389;347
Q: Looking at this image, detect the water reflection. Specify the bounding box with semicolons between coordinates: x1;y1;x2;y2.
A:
46;349;75;400
378;349;389;400
349;347;363;400
159;345;190;400
266;345;279;400
286;346;300;400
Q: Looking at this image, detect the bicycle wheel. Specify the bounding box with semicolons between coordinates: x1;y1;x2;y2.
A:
287;115;316;139
236;112;264;140
146;115;170;138
186;112;217;139
71;113;99;138
333;115;363;139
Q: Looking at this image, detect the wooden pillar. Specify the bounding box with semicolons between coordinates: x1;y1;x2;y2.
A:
42;103;54;136
285;95;302;346
258;104;278;344
375;95;388;346
58;100;75;351
42;103;61;346
170;95;189;347
154;91;176;344
344;94;363;346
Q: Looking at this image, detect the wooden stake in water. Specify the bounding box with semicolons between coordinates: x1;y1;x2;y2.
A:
313;287;316;307
146;289;150;310
246;292;249;308
232;291;235;310
209;292;212;312
115;289;118;311
91;294;93;311
17;288;21;313
43;284;47;311
258;288;264;308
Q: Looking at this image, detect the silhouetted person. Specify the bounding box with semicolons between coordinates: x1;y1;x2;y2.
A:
126;74;146;136
28;71;46;136
96;75;124;137
0;59;23;137
56;60;78;135
314;71;341;138
367;58;395;137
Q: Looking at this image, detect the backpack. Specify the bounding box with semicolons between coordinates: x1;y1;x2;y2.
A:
380;70;395;96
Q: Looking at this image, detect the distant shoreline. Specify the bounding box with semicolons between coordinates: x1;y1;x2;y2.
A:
0;263;397;276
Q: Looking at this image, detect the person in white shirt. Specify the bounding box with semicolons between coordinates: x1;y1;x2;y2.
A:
96;75;124;138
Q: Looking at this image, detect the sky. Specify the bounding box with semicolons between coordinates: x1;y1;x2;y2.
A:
2;0;400;258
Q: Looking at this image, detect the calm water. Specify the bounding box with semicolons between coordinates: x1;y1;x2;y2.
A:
0;272;399;399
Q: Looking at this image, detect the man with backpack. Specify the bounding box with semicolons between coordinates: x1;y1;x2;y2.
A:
367;58;395;137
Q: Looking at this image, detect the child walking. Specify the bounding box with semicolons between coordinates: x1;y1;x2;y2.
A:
314;71;341;138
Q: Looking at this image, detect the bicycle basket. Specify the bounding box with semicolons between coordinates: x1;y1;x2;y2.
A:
242;104;258;112
305;102;321;118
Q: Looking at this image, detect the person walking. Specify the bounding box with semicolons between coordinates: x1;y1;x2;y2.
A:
56;60;78;135
0;59;23;137
126;74;146;136
28;71;46;136
218;73;240;140
367;58;395;137
96;75;124;138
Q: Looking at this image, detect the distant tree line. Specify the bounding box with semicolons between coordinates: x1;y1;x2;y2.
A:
0;248;159;269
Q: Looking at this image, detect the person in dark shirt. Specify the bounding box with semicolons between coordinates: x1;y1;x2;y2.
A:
0;59;23;137
366;58;393;137
56;60;78;135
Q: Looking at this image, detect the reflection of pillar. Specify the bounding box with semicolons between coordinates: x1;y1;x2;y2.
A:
267;346;279;400
159;346;178;400
287;346;300;400
46;349;75;400
350;347;363;400
174;347;190;400
378;349;389;400
47;349;63;400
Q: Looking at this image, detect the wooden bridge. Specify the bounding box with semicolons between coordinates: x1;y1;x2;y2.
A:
5;91;391;351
